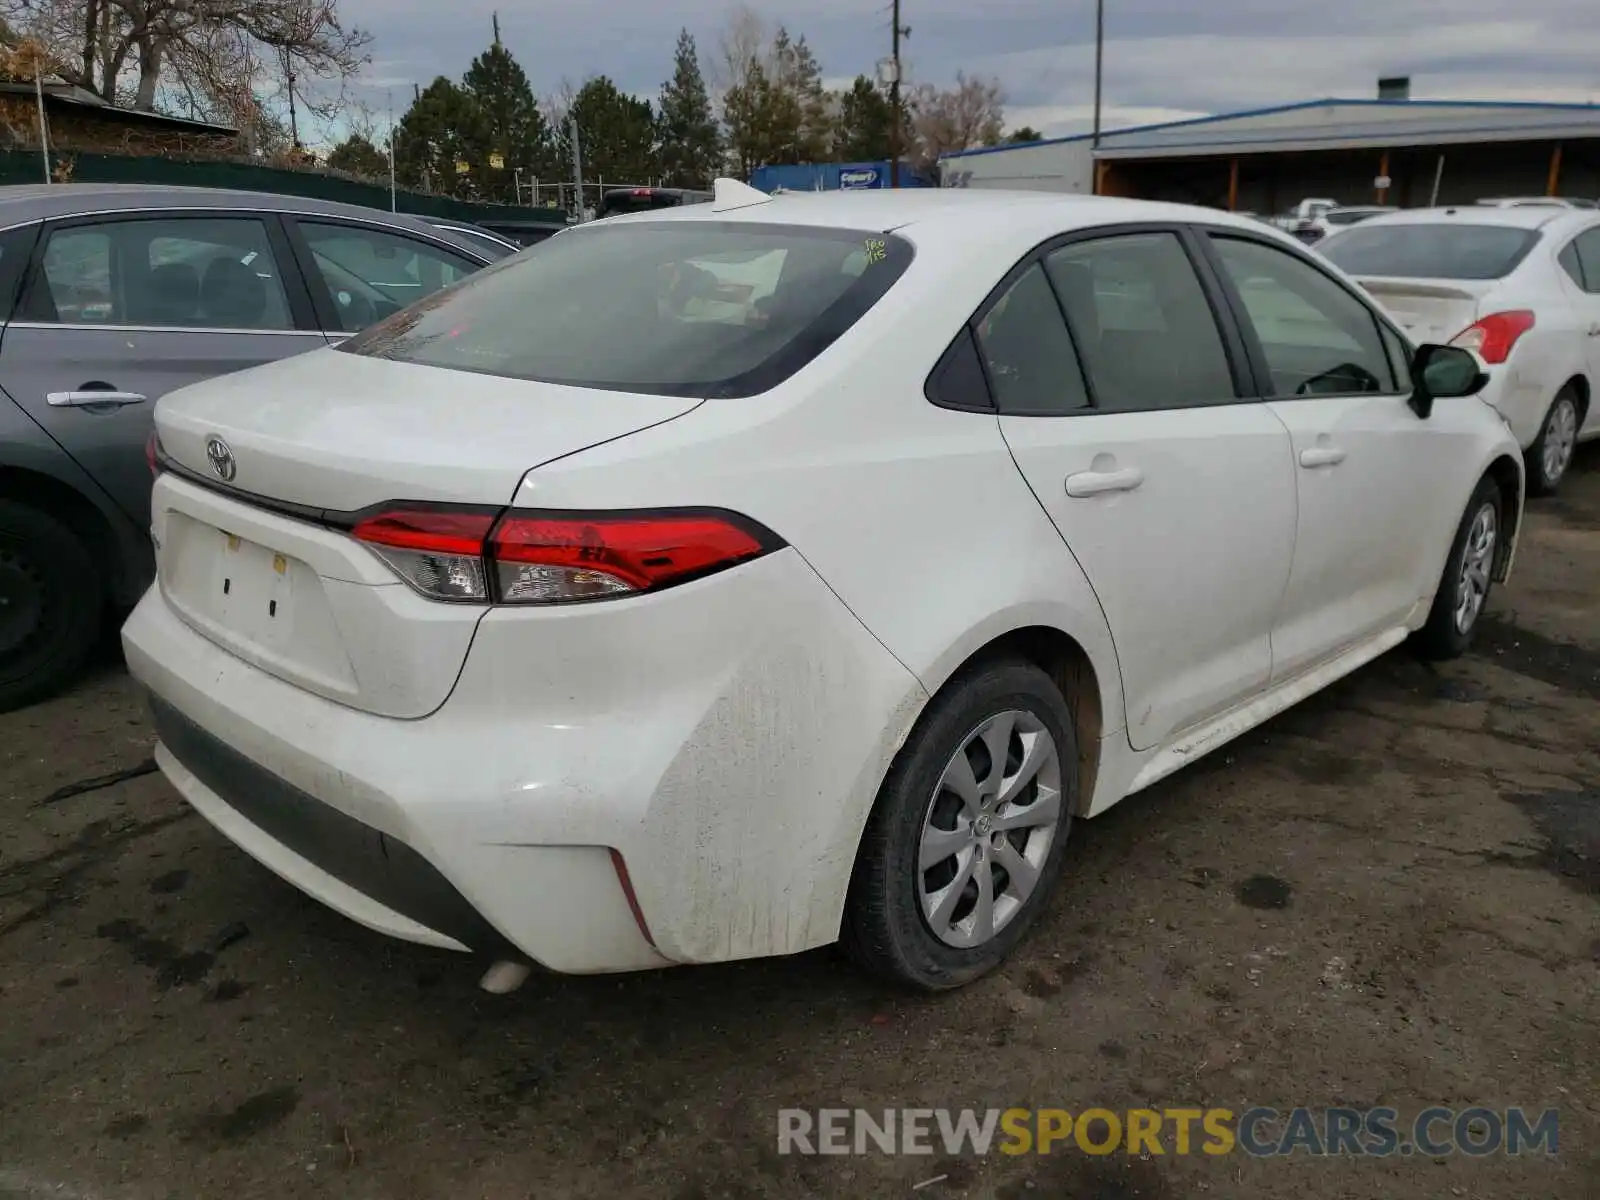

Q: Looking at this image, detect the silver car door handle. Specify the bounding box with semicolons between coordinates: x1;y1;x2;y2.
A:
1299;445;1346;468
1065;466;1145;497
47;390;148;408
1589;323;1600;337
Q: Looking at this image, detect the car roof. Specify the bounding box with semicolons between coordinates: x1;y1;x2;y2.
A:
592;188;1280;243
0;183;492;257
1339;204;1582;232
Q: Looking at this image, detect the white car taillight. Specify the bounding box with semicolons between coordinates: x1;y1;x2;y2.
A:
350;506;782;605
1449;310;1535;365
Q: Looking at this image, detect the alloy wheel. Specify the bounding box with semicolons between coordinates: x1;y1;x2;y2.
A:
918;709;1063;949
1453;502;1497;635
1542;397;1578;486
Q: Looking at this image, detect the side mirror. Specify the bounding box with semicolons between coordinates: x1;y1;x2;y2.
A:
1409;343;1488;419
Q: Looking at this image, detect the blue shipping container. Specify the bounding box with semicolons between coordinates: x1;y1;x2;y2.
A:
749;161;934;193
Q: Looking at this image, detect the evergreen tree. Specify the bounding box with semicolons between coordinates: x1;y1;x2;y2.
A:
394;76;487;198
462;18;553;203
570;75;660;185
326;133;390;179
834;76;894;162
1007;125;1044;144
656;29;722;188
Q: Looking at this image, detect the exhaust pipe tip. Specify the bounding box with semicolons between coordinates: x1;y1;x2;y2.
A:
479;959;532;995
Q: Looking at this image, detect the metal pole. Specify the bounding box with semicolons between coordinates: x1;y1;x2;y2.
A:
1429;154;1445;206
34;66;51;183
569;115;584;222
387;90;397;212
1092;0;1105;148
889;0;902;188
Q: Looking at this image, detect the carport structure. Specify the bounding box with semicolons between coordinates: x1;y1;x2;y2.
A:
1090;98;1600;213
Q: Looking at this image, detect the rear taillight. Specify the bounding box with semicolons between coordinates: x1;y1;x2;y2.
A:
350;508;497;601
146;430;162;478
350;506;781;605
1450;310;1535;365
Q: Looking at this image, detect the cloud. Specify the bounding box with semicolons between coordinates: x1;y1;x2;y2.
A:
321;0;1600;141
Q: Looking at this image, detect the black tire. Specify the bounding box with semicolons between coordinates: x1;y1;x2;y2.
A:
1525;387;1581;497
0;500;103;712
1413;475;1504;662
842;657;1078;991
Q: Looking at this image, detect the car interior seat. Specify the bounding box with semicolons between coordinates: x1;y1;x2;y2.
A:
200;257;268;329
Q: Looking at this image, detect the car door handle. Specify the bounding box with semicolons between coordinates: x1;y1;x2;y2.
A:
47;390;148;408
1588;323;1600;337
1065;467;1145;497
1299;445;1346;468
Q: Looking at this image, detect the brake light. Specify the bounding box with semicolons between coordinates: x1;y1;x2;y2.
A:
1449;310;1535;365
350;506;782;604
350;508;496;601
145;430;161;478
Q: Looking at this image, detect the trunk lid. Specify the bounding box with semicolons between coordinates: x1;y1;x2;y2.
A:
155;347;703;513
150;349;703;718
1350;278;1495;346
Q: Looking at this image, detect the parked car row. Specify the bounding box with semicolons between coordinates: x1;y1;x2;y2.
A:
0;184;504;710
116;182;1525;994
1316;202;1600;494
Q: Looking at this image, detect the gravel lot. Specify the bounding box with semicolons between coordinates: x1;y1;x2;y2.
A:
2;448;1597;1200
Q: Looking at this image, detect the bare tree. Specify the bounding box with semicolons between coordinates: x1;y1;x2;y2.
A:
907;71;1005;166
2;0;370;121
710;2;765;98
541;77;577;132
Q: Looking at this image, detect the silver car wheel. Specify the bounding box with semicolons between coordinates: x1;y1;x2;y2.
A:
1541;396;1578;486
918;709;1063;949
1454;502;1497;636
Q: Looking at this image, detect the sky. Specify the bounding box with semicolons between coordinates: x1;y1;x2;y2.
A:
333;0;1600;141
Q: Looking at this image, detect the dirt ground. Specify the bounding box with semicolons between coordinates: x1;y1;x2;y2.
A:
2;450;1597;1200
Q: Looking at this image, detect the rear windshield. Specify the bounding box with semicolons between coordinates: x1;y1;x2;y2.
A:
339;221;914;397
1319;223;1540;280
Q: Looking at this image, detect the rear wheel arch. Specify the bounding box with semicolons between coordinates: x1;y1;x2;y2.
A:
0;467;123;600
1561;375;1590;424
910;624;1107;819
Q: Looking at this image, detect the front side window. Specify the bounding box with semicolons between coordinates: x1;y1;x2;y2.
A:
1043;232;1235;412
1211;236;1395;397
973;263;1088;415
32;217;292;329
299;222;481;332
340;222;914;398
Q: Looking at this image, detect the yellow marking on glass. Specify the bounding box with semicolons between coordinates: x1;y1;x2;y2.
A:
226;534;240;552
273;554;287;575
864;238;887;264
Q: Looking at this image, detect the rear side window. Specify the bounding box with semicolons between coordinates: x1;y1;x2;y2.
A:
1318;223;1540;280
1572;229;1600;295
973;263;1088;415
1043;232;1235;412
1559;241;1586;288
341;222;914;398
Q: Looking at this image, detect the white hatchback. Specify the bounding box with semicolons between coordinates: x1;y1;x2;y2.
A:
124;183;1524;993
1319;204;1600;493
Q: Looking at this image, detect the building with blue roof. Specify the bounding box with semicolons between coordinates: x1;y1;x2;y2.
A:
938;80;1600;213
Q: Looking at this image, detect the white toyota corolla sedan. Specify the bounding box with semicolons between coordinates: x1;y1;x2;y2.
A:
124;182;1523;993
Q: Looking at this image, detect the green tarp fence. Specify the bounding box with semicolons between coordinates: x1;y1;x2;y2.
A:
0;150;568;227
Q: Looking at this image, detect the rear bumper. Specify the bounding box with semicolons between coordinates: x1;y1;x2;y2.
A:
123;546;926;973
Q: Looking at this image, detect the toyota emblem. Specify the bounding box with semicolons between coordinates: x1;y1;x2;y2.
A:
205;436;237;482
